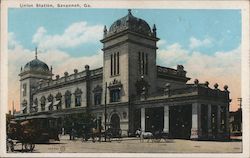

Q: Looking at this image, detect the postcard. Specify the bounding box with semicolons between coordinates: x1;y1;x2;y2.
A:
0;0;249;157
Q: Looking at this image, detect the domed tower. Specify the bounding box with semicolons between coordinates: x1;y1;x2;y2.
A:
19;48;53;114
101;9;159;103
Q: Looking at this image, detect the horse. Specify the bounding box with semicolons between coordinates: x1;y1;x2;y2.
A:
90;128;102;142
135;129;153;142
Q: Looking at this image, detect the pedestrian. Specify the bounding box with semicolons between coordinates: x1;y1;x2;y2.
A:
69;128;73;140
72;128;76;140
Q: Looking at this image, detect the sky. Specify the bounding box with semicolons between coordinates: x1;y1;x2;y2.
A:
8;8;241;112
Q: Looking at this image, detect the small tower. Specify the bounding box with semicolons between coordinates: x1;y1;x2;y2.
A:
19;48;53;114
101;9;159;103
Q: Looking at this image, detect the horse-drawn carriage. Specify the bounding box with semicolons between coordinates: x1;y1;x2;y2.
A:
80;122;122;142
135;129;169;143
7;120;36;152
7;115;60;152
106;127;122;142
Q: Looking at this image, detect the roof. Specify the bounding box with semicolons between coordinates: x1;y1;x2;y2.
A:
107;9;154;37
23;58;49;73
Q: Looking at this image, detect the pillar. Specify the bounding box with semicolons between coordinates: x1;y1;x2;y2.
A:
217;105;221;138
141;108;145;132
191;103;201;139
207;104;212;138
163;106;169;133
61;95;66;109
225;105;230;139
71;94;75;108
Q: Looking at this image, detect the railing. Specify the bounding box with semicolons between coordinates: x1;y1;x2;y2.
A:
157;66;186;77
132;85;229;101
38;67;103;90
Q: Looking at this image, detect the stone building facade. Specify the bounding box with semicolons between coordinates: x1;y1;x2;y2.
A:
16;10;231;140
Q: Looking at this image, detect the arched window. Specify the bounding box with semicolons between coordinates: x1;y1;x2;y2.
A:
40;96;46;111
108;79;122;103
94;93;102;105
65;90;71;108
75;88;82;107
47;94;54;111
55;92;62;110
110;89;121;102
93;85;102;105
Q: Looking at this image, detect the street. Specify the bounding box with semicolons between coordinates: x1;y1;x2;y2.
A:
10;135;242;153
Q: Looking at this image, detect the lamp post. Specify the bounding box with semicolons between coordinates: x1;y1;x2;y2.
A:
104;82;107;142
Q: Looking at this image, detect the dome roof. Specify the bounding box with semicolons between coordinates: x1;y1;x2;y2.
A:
108;9;153;37
23;58;49;72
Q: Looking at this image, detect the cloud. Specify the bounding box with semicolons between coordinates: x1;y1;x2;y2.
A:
8;32;102;111
158;43;241;111
189;37;212;49
158;43;189;67
157;40;167;48
32;21;103;50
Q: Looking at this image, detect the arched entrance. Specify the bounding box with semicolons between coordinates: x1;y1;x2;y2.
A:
110;114;120;130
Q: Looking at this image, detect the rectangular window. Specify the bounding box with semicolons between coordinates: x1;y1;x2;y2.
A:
138;52;141;75
142;52;145;75
114;53;116;75
145;54;148;75
138;52;148;76
23;83;27;97
117;52;120;75
110;89;121;102
111;52;120;76
111;54;113;76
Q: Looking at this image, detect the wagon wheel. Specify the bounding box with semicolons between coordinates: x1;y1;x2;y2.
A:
24;143;35;152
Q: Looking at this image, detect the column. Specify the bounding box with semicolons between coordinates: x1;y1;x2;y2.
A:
217;105;221;138
191;103;201;139
62;95;66;109
225;105;230;139
141;108;145;132
163;106;169;133
71;94;75;108
207;104;212;138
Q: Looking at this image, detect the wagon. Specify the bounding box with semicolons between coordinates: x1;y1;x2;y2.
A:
7;120;36;152
7;115;60;152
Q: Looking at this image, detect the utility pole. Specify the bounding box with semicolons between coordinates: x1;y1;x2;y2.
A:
104;82;107;142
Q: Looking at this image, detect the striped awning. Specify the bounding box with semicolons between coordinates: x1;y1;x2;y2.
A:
53;100;61;106
45;102;52;108
21;106;27;111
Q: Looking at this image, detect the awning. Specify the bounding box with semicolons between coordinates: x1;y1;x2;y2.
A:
26;114;59;120
53;100;61;106
21;106;27;111
32;104;38;107
45;102;52;108
13;114;59;121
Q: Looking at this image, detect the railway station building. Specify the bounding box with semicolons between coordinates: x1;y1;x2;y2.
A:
15;9;231;140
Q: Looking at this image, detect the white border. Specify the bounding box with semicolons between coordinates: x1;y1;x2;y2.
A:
0;0;249;157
